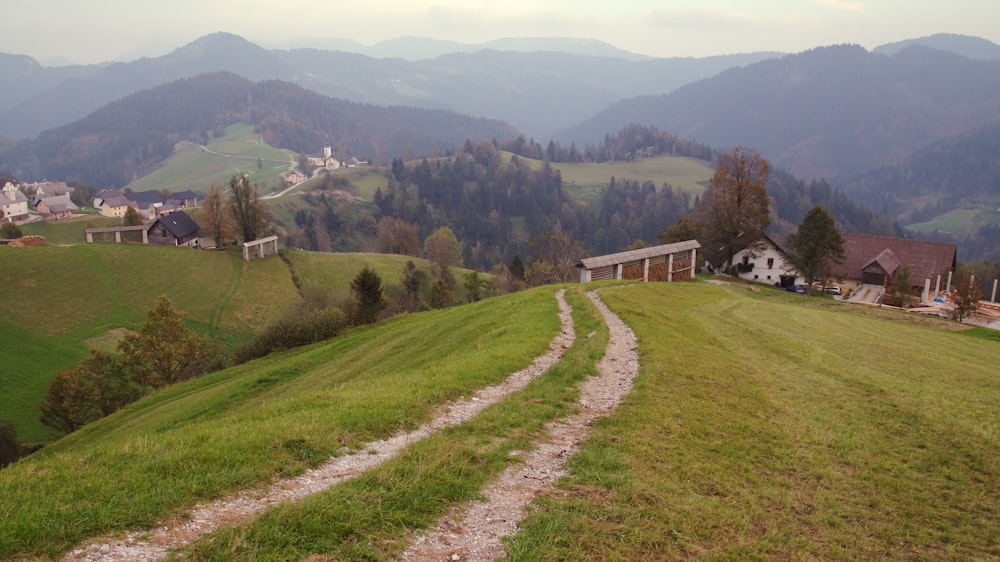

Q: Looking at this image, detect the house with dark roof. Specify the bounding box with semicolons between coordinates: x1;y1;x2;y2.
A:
147;210;199;247
125;190;164;220
832;233;956;289
171;190;199;208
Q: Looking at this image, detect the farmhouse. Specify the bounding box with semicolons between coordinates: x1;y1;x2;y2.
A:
578;240;700;283
147;210;199;246
0;183;30;222
732;234;805;288
94;189;136;219
125;190;165;220
34;194;78;219
832;233;956;290
26;181;72;200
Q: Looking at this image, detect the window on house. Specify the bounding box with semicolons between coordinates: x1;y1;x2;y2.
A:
767;258;775;268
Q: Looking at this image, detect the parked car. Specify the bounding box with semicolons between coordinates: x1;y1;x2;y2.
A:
786;284;805;294
823;285;842;295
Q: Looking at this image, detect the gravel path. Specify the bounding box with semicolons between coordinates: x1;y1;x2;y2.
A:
399;290;639;561
63;290;575;562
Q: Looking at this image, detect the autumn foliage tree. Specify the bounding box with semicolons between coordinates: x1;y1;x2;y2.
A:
952;276;982;322
228;173;271;243
39;370;98;434
200;183;235;247
376;216;421;256
695;147;771;268
119;295;221;388
423;226;463;268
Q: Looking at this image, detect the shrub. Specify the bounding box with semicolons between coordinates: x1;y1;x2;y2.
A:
234;307;348;364
0;421;19;467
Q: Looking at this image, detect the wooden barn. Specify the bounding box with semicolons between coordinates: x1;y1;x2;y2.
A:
578;240;700;283
147;211;200;247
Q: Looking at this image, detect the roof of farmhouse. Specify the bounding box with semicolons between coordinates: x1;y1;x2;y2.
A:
579;240;701;270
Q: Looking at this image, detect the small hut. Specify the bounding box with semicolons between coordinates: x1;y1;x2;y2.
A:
578;240;700;283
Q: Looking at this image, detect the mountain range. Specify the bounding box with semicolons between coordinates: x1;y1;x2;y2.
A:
2;31;1000;260
0;32;779;141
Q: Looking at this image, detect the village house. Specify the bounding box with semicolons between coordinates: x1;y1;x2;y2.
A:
94;190;133;218
832;233;957;293
578;240;701;283
125;190;165;220
731;234;805;289
26;181;72;200
307;145;341;170
34;194;78;219
147;210;199;246
0;182;30;222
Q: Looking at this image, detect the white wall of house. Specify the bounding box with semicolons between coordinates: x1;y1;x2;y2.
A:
733;240;804;286
99;203;128;218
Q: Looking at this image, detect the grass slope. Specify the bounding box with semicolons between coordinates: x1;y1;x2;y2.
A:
0;244;302;441
3;281;997;559
124;123;295;195
509;282;1000;559
523;152;713;208
0;287;565;559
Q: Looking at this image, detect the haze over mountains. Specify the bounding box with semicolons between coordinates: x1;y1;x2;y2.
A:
0;32;778;141
1;31;999;260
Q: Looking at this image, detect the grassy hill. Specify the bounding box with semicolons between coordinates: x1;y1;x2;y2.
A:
124;123;296;195
0;242;471;443
1;281;997;560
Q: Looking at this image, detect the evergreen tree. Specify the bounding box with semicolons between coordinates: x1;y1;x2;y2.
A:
785;206;845;294
464;270;487;302
350;266;387;324
119;296;219;388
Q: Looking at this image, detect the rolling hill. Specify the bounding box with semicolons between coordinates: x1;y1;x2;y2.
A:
0;242;451;442
0;281;997;559
0;71;517;188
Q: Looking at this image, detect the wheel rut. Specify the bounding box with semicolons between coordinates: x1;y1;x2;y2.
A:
63;290;576;562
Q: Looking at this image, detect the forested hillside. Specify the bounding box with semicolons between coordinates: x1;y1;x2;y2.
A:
0;72;516;187
561;44;1000;182
285;126;896;269
838;122;1000;260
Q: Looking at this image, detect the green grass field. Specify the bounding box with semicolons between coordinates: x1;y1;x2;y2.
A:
516;152;713;208
1;281;997;560
0;287;566;559
508;282;1000;559
124;123;295;195
0;244;303;441
20;214;120;246
906;206;1000;238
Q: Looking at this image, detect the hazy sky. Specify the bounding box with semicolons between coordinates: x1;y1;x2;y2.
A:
3;0;999;64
